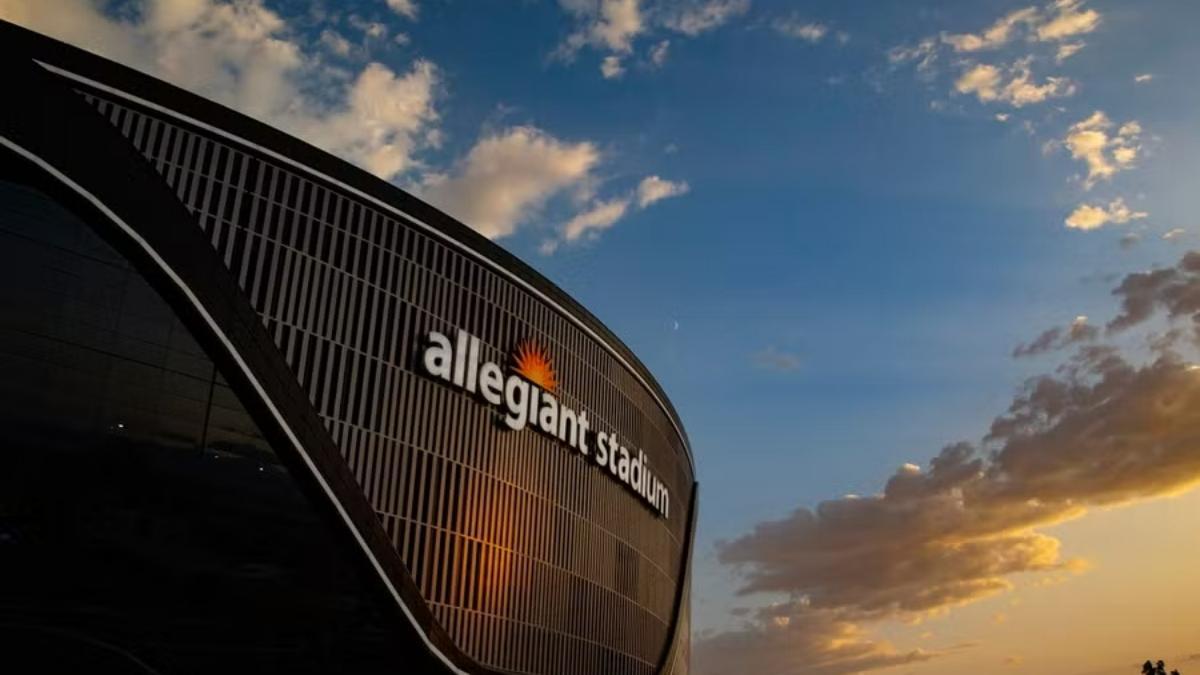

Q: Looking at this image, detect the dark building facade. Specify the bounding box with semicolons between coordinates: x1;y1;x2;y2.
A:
0;21;695;675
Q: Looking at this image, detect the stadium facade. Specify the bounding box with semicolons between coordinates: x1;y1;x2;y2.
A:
0;21;695;675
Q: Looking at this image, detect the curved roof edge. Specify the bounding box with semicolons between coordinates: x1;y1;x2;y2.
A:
0;19;693;469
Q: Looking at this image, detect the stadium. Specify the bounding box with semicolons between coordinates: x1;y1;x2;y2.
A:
0;20;696;675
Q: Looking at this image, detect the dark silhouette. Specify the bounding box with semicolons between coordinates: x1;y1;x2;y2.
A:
1143;659;1180;675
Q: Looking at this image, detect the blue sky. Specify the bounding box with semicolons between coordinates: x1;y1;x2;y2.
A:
8;1;1200;673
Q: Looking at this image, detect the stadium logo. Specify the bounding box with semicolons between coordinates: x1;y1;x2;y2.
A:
420;329;670;518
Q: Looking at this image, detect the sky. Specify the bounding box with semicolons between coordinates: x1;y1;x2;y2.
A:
3;1;1200;673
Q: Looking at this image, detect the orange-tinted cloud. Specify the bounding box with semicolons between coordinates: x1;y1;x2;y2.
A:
702;250;1200;674
694;609;939;675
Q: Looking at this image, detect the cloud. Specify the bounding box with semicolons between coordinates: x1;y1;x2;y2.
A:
561;197;631;242
888;38;938;74
719;344;1200;620
1120;232;1141;250
320;28;352;57
941;6;1039;53
649;39;670;67
1013;315;1098;357
1055;41;1085;62
558;0;644;56
6;0;684;249
938;1;1098;54
1061;111;1144;189
1036;0;1100;41
662;0;750;37
417;126;599;239
954;59;1075;107
1;0;441;182
600;54;625;78
773;16;829;43
891;1;1100;98
706;249;1200;675
556;0;747;73
637;174;690;207
539;174;688;253
348;15;389;40
1163;228;1187;242
385;0;418;20
291;60;440;179
1135;73;1154;83
694;609;939;675
1109;251;1200;333
1065;198;1148;230
752;347;802;372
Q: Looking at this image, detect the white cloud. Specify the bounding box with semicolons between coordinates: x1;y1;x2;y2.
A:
1055;41;1085;62
1162;228;1186;241
293;60;440;179
1064;198;1147;230
956;63;1003;99
385;0;418;20
320;28;352;57
1135;73;1154;83
559;0;644;56
5;0;678;250
937;1;1098;54
348;15;389;40
1062;111;1143;189
637;174;690;207
649;39;670;67
562;197;631;242
941;6;1039;52
663;0;750;37
1;0;441;183
600;54;625;79
417;126;599;239
892;1;1101;95
773;16;828;43
954;59;1075;107
556;0;747;73
539;174;689;252
1036;0;1100;41
888;38;938;75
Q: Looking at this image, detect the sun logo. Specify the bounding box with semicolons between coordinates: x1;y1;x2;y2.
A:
513;340;557;392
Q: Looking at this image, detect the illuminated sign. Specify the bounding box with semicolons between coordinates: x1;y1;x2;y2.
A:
421;330;670;518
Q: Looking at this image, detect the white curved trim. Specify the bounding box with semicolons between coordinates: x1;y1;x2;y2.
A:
34;61;693;469
0;135;471;675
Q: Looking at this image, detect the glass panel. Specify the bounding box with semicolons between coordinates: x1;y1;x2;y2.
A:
0;171;408;674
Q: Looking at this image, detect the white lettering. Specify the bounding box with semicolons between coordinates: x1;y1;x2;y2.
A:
420;330;669;517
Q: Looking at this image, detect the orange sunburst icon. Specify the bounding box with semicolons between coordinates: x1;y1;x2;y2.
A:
513;340;557;392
